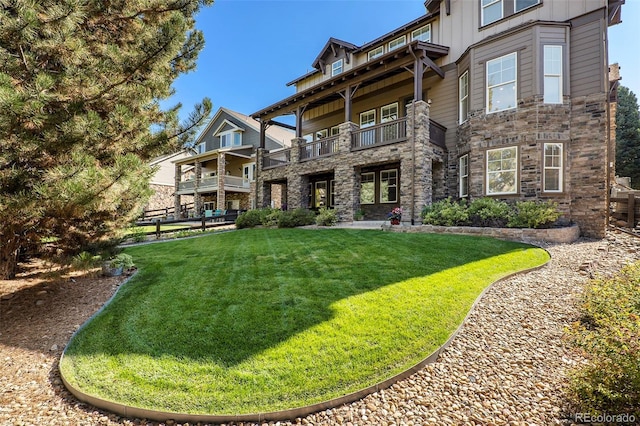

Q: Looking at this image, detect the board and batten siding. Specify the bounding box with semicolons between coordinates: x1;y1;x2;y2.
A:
535;24;569;97
424;68;458;150
570;11;606;98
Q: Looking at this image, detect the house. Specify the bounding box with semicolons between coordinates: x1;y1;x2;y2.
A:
250;0;624;238
144;150;195;216
173;107;294;216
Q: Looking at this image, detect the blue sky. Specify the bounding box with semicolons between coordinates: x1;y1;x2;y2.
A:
166;0;640;124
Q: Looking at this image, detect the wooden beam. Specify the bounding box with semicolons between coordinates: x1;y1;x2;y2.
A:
259;120;267;149
423;56;445;79
414;58;424;101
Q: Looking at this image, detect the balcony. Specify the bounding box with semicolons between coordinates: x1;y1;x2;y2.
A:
263;148;292;169
300;136;340;161
177;175;251;193
352;118;408;150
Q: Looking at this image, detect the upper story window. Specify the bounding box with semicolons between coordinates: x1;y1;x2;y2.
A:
459;71;469;123
388;35;406;51
315;129;328;140
330;125;340;136
197;142;206;154
331;59;343;76
411;24;431;43
368;46;384;61
481;0;540;26
543;45;563;104
220;131;242;148
486;52;517;113
381;103;398;123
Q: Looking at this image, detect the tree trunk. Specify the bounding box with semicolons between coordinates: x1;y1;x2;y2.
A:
0;236;21;280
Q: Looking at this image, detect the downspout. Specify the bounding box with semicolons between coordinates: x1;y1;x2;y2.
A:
408;44;419;225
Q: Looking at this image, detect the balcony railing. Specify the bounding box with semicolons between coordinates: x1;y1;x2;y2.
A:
300;136;340;161
263;148;291;169
352;117;407;150
178;180;196;191
224;175;250;188
200;176;218;188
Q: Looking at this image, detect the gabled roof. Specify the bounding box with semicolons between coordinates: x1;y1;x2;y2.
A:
195;107;294;147
286;13;436;87
311;37;358;70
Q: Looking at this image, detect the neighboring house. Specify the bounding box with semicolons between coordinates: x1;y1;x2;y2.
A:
251;0;624;237
173;107;294;215
145;150;194;215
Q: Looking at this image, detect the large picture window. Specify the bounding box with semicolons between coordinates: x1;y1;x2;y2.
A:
481;0;503;26
220;131;242;148
487;52;517;113
486;146;518;195
360;172;375;204
544;45;563;104
543;143;563;192
380;169;398;203
459;154;469;198
459;71;469;123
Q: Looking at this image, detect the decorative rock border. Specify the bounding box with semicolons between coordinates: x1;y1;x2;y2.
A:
384;223;580;244
60;257;550;424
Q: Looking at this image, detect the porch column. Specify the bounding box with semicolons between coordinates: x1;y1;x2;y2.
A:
174;163;182;219
344;86;352;124
255;148;264;209
217;152;226;210
404;100;431;224
334;122;358;221
414;58;424;102
286;138;306;209
259;120;266;149
194;160;203;215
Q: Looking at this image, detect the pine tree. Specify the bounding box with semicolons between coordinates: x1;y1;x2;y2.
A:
615;86;640;189
0;0;213;279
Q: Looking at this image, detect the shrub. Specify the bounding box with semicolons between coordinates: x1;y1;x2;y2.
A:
315;207;338;227
71;251;102;271
278;208;316;228
422;198;469;226
468;198;511;227
107;253;135;269
235;208;272;229
263;209;283;227
507;200;560;229
567;262;640;417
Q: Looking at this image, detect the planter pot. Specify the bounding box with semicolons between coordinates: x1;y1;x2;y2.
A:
102;262;124;277
390;218;400;225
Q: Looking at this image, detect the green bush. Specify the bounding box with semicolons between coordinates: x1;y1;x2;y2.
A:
235;208;273;229
71;251;102;271
263;209;283;227
315;207;338;226
107;253;135;269
278;208;316;228
567;262;640;417
422;198;469;226
507;200;560;228
468;198;511;227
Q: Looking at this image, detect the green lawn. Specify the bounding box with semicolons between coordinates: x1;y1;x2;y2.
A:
60;228;549;415
123;224;189;235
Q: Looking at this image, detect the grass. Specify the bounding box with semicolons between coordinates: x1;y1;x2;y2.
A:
60;228;549;415
122;224;188;235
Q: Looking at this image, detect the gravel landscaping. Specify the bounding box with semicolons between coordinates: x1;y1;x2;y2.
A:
1;230;639;426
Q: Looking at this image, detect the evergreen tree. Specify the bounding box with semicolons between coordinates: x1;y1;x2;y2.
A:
615;86;640;189
0;0;213;279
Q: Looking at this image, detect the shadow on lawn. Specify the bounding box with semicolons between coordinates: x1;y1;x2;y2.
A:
64;229;541;367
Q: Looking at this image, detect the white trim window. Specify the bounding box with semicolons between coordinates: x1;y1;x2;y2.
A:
380;169;398;203
330;125;340;136
459;71;469;123
411;24;431;42
359;109;376;146
543;45;563;104
486;52;517;113
197;142;206;154
543;143;563;192
515;0;540;12
331;59;343;77
481;0;503;26
459;154;469;198
388;35;406;51
243;162;256;181
360;172;375;204
486;146;518;195
368;46;384;61
315;128;328;140
330;180;335;207
381;103;398;123
220;131;242;148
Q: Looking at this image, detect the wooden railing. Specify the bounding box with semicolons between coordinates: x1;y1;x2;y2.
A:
300;136;340;160
263;148;291;169
138;202;194;221
352;117;407;149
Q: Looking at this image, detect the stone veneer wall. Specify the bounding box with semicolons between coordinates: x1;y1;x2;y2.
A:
453;95;607;238
258;101;437;223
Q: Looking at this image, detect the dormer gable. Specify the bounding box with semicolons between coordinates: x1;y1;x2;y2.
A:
213;119;245;137
311;37;358;75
